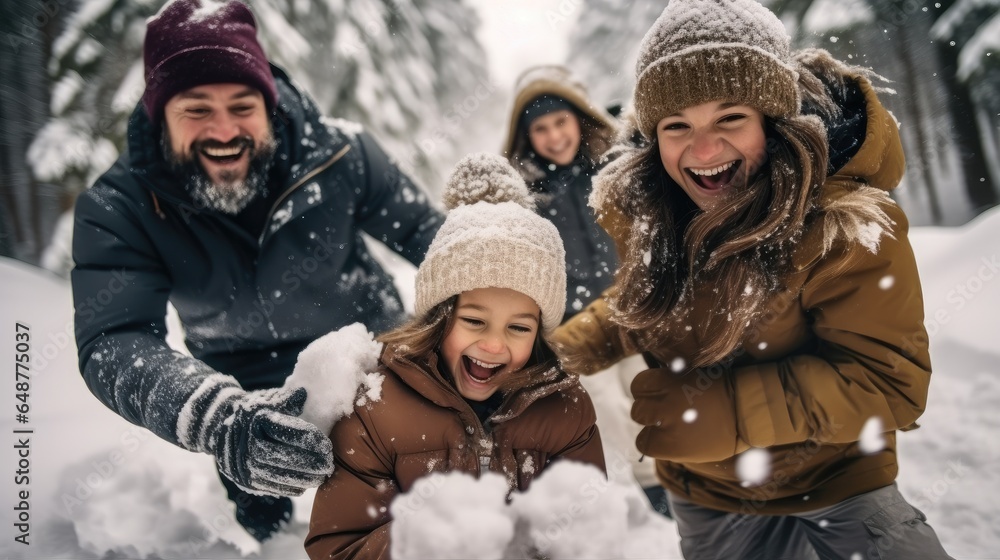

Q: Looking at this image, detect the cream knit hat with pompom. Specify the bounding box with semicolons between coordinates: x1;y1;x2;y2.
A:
415;153;567;332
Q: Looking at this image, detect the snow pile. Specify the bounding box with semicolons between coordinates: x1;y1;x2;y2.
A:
509;461;630;558
391;461;674;559
284;323;384;435
391;472;514;559
56;446;259;559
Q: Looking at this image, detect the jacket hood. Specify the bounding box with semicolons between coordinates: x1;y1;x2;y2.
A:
827;74;905;191
502;65;619;181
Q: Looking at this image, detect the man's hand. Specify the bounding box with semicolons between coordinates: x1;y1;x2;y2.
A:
213;387;335;496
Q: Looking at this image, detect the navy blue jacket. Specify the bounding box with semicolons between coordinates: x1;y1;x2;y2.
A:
71;66;443;446
528;156;618;319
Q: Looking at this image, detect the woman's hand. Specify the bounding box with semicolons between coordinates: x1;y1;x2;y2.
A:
630;366;741;463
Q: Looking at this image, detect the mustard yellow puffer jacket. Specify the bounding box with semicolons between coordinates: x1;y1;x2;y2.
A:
553;72;929;514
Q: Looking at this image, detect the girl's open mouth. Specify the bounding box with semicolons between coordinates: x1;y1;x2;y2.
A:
462;355;504;384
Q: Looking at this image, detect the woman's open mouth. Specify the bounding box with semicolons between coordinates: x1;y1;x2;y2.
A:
686;160;741;191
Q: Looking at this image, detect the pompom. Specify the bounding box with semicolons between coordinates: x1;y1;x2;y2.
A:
443;153;534;211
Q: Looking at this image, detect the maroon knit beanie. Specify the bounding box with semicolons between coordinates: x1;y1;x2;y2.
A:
142;0;278;123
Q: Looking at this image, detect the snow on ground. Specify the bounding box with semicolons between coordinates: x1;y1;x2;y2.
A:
1;207;999;559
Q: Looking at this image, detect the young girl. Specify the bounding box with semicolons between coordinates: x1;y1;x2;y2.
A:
305;153;605;559
503;64;669;516
553;0;953;558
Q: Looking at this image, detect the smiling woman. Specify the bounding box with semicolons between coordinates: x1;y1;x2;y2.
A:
551;0;954;558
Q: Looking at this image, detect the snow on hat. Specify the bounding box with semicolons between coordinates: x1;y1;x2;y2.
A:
142;0;278;123
415;153;567;332
632;0;800;139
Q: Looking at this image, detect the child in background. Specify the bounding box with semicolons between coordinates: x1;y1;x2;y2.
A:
553;0;953;557
503;65;668;515
502;64;619;318
305;153;605;559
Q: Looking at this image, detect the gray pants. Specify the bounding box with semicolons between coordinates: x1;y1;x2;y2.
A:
669;484;953;560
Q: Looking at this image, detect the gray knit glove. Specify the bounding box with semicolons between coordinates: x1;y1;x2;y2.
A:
178;375;335;496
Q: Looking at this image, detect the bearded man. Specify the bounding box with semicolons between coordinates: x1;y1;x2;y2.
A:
70;0;443;542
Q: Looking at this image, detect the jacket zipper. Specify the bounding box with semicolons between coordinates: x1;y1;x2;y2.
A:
250;143;351;340
257;143;351;247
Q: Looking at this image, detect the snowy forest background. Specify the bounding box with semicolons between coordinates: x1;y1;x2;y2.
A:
0;0;999;271
0;1;999;559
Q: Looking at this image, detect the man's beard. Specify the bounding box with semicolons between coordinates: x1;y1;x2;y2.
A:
163;131;278;215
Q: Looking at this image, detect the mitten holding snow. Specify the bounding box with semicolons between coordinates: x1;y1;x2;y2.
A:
390;472;514;559
217;386;335;496
179;375;334;496
284;323;384;436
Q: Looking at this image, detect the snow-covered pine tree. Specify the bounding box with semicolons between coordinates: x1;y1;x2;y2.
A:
31;0;488;273
563;0;663;111
1;0;66;265
250;0;488;193
932;0;1000;209
768;0;981;225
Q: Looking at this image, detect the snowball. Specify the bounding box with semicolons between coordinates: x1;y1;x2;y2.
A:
682;408;698;423
390;472;514;559
670;357;686;372
858;416;886;454
509;461;629;559
284;323;383;434
736;448;771;487
879;275;895;290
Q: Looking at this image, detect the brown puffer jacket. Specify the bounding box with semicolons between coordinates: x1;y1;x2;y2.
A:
552;71;930;515
305;344;605;559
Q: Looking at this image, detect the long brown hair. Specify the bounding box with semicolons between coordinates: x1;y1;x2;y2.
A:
604;112;830;368
377;296;563;393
